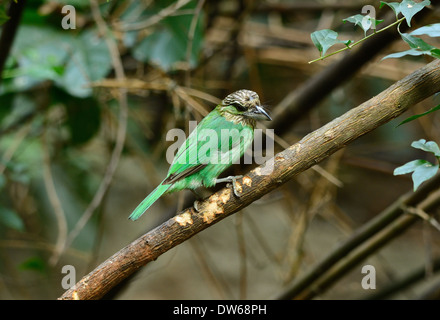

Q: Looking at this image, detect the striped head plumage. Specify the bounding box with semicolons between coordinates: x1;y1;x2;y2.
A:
219;89;272;126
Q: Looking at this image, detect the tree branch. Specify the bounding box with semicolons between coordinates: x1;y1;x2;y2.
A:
59;59;440;300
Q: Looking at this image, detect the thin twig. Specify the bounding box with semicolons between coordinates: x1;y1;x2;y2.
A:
185;0;205;87
42;129;68;267
405;206;440;232
174;86;210;116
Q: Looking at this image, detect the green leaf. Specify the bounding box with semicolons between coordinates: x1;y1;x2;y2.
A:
56;29;112;97
382;33;440;60
343;14;383;37
132;0;204;71
394;159;427;175
411;23;440;37
397;104;440;126
380;1;401;18
343;14;371;35
382;48;425;60
394;139;440;191
411;139;440;156
7;26;112;97
3;26;69;92
394;159;439;191
310;29;351;57
0;206;25;231
400;0;431;27
400;33;434;50
412;161;439;190
430;48;440;59
133;29;179;70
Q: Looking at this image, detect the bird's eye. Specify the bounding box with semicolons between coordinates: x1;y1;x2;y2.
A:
231;102;247;111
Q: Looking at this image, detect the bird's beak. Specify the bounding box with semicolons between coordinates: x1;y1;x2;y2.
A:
252;105;272;121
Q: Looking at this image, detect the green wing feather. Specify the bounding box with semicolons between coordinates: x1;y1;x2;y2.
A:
167;107;254;190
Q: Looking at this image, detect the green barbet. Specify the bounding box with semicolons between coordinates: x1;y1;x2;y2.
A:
129;89;271;221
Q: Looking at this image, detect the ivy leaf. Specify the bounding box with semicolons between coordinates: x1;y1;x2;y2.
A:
430;48;440;59
343;14;384;37
394;159;439;191
397;104;440;127
382;48;424;60
394;139;440;191
411;161;439;191
400;0;431;27
382;33;439;60
411;139;440;157
394;159;429;175
411;23;440;37
400;33;434;50
310;29;351;57
380;1;402;18
380;0;430;25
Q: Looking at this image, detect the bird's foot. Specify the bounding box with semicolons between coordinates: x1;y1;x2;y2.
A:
193;200;201;213
215;175;243;198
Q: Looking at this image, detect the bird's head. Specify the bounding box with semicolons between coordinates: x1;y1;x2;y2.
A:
220;89;272;126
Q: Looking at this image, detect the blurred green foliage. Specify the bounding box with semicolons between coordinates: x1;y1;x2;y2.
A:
0;0;204;265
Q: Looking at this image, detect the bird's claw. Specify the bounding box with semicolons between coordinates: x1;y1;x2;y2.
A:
193;200;201;213
216;175;243;198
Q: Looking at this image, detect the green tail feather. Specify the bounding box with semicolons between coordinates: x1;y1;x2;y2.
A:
129;183;171;221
